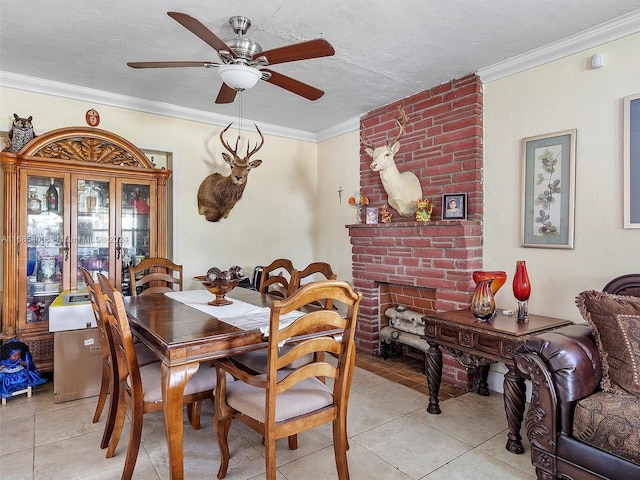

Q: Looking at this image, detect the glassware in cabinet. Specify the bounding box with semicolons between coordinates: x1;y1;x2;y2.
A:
75;178;111;290
25;175;65;325
119;182;153;296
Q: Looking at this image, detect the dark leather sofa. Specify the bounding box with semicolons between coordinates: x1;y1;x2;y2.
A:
514;275;640;480
515;325;640;479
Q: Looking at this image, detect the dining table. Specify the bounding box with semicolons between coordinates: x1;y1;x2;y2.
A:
123;287;292;480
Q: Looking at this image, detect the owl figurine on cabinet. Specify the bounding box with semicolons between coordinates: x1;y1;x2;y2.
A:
4;114;36;153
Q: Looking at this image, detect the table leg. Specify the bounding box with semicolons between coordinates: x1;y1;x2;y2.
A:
477;364;490;396
162;362;200;480
503;364;526;454
426;340;442;414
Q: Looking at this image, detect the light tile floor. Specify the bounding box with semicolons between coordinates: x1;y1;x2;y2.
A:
0;355;536;480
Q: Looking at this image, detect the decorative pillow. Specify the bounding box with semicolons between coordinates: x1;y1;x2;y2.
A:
575;290;640;396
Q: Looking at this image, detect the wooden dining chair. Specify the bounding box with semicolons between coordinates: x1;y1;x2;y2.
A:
82;268;157;451
128;257;183;297
231;260;334;375
230;261;335;374
293;261;338;308
96;273;218;480
258;258;297;298
213;280;363;480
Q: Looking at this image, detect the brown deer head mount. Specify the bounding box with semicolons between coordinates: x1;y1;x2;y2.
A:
197;123;264;222
219;123;264;185
360;106;423;217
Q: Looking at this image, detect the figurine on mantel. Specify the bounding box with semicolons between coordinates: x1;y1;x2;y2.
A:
380;204;392;223
416;199;433;222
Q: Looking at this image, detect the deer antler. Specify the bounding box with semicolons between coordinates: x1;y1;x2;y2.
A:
388;106;409;147
220;123;265;160
245;124;264;160
360;125;375;150
219;123;238;157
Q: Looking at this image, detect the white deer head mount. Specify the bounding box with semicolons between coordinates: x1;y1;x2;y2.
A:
361;106;423;217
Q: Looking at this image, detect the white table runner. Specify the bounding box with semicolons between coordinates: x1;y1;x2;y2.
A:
164;290;302;335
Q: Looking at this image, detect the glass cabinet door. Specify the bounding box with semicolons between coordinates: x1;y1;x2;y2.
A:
118;180;156;295
24;174;65;327
75;178;111;289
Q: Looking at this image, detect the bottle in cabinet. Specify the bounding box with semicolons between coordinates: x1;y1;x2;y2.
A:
46;178;59;211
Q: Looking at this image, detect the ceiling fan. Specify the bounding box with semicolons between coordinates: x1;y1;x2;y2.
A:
127;12;335;104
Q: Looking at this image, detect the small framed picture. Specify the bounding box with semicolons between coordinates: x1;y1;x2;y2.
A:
442;194;467;220
365;207;379;224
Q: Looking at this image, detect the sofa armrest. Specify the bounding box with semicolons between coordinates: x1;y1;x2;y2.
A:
515;324;602;439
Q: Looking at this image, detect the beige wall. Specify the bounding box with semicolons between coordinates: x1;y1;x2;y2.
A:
0;88;353;286
484;32;640;322
316;131;360;283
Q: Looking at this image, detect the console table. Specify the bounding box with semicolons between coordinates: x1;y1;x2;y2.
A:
422;309;572;454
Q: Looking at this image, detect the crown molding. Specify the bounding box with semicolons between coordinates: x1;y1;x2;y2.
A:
0;71;317;142
316;117;360;142
478;10;640;83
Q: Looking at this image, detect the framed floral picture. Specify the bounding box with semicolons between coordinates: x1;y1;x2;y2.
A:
624;93;640;228
520;129;576;249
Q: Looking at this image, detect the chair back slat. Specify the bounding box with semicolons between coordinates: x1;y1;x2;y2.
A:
291;262;337;308
295;262;337;286
129;257;183;297
258;258;297;298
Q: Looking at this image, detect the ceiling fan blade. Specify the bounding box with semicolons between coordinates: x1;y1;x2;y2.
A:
167;11;236;58
262;69;324;101
215;83;238;104
127;61;216;69
257;39;335;66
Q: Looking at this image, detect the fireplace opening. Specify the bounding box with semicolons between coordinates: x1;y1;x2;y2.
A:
376;283;479;391
380;304;430;372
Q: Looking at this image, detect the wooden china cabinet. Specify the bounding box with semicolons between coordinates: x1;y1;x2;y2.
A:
1;126;171;371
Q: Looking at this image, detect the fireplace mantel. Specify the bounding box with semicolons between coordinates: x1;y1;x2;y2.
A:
348;220;482;306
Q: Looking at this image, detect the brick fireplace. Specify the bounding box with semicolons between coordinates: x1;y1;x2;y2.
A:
349;74;484;389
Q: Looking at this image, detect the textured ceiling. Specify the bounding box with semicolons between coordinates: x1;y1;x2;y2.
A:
1;0;640;134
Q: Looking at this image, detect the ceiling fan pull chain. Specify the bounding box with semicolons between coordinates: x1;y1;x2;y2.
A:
237;91;243;136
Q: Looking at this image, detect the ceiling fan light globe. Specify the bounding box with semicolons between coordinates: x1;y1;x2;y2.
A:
218;64;261;90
